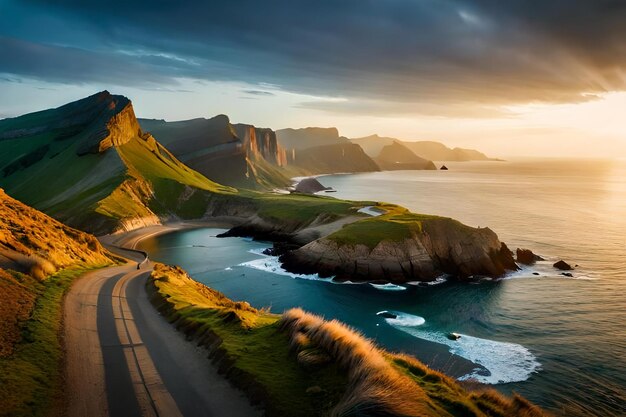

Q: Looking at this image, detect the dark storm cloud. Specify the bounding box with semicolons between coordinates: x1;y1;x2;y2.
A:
1;0;625;114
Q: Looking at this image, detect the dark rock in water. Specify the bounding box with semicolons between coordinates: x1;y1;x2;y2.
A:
263;242;300;257
516;248;545;265
376;311;397;319
293;177;332;194
561;272;574;277
440;165;449;170
553;260;573;271
532;272;540;276
447;332;461;340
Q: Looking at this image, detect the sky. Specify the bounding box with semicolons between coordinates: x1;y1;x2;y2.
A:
0;0;625;158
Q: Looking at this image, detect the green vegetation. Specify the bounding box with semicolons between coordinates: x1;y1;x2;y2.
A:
148;264;348;416
253;192;366;224
149;264;547;417
0;265;109;417
327;204;441;248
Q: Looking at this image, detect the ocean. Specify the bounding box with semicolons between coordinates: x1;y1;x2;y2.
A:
137;159;626;416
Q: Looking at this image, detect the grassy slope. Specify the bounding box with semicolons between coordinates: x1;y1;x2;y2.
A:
0;189;120;416
149;264;547;417
0;92;236;233
326;203;442;248
148;264;348;416
0;266;108;417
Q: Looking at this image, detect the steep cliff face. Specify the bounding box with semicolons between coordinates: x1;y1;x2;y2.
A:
139;117;291;189
280;216;517;283
0;91;233;234
233;124;288;166
290;143;380;175
276;127;349;150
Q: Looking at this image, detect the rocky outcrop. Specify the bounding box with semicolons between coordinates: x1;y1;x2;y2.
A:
553;260;573;271
233;124;288;166
516;248;544;265
139;117;290;189
293;177;331;194
280;219;517;283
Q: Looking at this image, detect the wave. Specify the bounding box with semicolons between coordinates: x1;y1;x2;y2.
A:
358;206;385;217
239;249;332;282
504;261;598;281
378;311;426;326
406;275;448;286
370;283;407;291
383;311;540;384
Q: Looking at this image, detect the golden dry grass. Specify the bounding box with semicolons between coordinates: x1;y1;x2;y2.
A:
0;188;120;278
150;264;550;417
280;308;549;417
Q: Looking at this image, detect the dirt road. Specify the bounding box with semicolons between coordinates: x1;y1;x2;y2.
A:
64;260;259;417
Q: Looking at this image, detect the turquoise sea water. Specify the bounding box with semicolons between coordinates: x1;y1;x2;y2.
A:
138;159;626;416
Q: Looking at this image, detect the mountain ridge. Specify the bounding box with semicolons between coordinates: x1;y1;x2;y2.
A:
0;91;234;234
351;134;495;161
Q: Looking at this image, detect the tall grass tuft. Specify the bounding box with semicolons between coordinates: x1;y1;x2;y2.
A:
280;308;549;417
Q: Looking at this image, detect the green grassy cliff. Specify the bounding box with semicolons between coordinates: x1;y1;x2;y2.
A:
148;263;547;417
0;91;234;234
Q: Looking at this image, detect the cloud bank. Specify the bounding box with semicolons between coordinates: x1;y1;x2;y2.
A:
1;0;625;115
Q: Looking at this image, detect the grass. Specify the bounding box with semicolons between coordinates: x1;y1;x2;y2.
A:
0;189;121;415
148;264;349;416
253;192;370;225
149;264;549;417
0;265;110;417
327;210;441;248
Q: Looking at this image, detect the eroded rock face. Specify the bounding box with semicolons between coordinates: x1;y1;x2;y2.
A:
516;248;545;265
281;219;517;283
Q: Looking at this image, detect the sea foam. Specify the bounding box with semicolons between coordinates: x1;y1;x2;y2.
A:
370;283;407;291
382;311;541;384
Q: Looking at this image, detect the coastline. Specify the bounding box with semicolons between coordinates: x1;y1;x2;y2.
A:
99;217;241;251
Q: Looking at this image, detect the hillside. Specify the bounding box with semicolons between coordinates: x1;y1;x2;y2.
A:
0;91;234;234
148;263;546;417
289;143;380;175
351;134;493;161
139;117;291;189
0;189;119;415
375;141;437;171
275;127;349;150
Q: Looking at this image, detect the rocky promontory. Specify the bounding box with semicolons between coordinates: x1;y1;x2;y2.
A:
280;216;517;283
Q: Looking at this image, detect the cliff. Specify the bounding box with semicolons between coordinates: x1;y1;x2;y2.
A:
280;214;517;283
139;117;291;189
0;91;233;235
290;143;380;175
275;127;349;150
374;141;437;171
